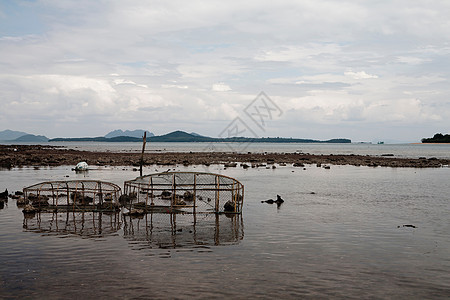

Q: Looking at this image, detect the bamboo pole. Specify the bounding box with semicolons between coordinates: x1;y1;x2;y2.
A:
140;132;147;177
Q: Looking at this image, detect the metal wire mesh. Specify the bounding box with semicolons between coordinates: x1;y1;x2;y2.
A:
23;180;121;212
123;172;244;214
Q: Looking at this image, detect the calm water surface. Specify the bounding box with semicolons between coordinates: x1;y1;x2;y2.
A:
1;164;449;299
3;141;450;159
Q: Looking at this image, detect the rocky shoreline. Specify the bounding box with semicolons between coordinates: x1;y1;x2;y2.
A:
1;145;449;169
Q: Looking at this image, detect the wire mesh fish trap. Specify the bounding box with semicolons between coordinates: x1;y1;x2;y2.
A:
123;172;244;214
23;180;121;212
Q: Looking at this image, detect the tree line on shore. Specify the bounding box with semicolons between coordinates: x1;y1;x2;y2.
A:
422;133;450;143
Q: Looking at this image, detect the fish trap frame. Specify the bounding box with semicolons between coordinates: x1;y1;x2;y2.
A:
123;172;244;214
23;180;122;212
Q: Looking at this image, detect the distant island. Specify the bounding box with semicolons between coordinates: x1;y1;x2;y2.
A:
0;129;155;143
50;130;351;143
1;129;351;143
422;133;450;143
104;129;154;139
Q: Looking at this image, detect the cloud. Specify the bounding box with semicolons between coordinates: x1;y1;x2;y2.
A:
344;71;378;80
0;1;450;140
212;83;231;92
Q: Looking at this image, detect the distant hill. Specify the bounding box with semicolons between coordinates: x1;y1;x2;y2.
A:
50;136;142;142
14;134;49;142
149;131;214;142
422;133;450;143
0;129;29;141
190;132;204;137
49;130;351;143
105;129;154;138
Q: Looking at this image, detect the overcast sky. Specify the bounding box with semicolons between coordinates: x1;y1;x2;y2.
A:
1;1;449;142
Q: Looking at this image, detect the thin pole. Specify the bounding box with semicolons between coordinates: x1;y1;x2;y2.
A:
140;132;147;177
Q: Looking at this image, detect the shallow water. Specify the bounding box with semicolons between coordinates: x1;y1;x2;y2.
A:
1;164;449;299
3;141;450;159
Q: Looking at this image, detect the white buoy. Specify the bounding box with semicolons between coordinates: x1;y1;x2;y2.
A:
75;161;88;171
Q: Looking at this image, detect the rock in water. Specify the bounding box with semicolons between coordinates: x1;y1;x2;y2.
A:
261;199;275;204
224;200;235;212
275;195;284;204
75;161;88;171
0;189;8;199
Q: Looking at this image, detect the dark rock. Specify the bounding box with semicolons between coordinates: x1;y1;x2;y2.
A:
261;199;275;204
22;204;37;214
275;195;284;204
119;194;130;203
183;191;194;201
224;162;237;168
0;189;8;199
398;224;417;228
224;200;235;212
293;162;305;167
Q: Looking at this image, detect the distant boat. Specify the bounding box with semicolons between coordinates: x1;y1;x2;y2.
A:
377;141;384;144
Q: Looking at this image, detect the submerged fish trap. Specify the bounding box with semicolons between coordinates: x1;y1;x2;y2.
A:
23;180;122;212
123;172;244;214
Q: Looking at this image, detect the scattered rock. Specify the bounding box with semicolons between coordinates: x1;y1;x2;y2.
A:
275;195;284;206
16;197;29;205
224;162;237;168
161;190;172;199
119;194;131;204
22;204;37;214
183;191;194;201
224;200;235;212
261;199;275;204
398;224;417;228
0;189;8;199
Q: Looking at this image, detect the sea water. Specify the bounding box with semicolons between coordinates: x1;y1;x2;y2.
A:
2;141;450;159
0;150;449;298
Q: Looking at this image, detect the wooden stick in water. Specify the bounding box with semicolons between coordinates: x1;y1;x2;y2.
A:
140;132;147;177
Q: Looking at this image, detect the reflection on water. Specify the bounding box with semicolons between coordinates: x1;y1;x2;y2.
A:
20;209;244;250
123;213;244;250
23;211;121;238
1;164;450;299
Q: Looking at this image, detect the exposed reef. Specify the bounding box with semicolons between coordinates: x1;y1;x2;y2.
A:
1;145;449;168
